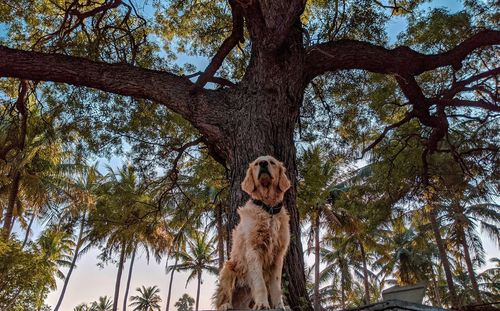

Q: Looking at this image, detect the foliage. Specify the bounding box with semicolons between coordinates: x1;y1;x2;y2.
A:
129;285;162;311
175;293;195;311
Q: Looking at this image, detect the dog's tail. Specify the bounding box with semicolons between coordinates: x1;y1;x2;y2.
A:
213;260;238;310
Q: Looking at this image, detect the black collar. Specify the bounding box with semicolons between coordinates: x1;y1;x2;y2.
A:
252;199;283;215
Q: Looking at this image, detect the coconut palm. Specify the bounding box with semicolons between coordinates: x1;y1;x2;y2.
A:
54;164;102;311
91;296;113;311
169;230;218;311
297;146;337;311
88;164;170;311
34;227;75;309
129;286;162;311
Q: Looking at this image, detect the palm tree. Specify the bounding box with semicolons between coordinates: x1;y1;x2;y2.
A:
164;209;198;311
129;286;162;311
34;227;75;310
169;230;218;311
54;164;101;311
73;303;91;311
297;146;336;311
88;164;170;311
91;296;113;311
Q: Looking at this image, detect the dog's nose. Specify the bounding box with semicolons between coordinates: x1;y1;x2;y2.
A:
259;160;268;167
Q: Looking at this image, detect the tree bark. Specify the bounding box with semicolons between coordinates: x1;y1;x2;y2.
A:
113;244;127;311
165;257;178;311
195;270;202;311
123;245;137;311
358;241;371;305
314;210;321;311
216;203;225;271
54;213;86;311
2;80;29;238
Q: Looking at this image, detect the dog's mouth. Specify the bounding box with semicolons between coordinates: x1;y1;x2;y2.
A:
258;170;273;187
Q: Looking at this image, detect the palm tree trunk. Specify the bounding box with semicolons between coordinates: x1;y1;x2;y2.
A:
195;270;202;311
123;245;137;311
428;205;459;308
216;203;225;271
113;244;127;311
340;262;346;310
458;225;482;303
422;152;459;309
452;204;482;303
165;256;178;311
430;264;442;307
314;211;320;311
358;241;370;305
21;211;36;248
54;214;86;311
2;80;28;238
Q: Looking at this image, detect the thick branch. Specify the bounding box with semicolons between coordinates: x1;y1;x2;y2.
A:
195;0;244;89
305;30;500;80
0;45;225;143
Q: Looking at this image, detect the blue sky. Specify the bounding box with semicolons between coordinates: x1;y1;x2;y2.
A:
3;0;499;310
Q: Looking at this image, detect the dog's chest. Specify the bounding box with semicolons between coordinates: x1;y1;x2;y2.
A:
252;215;285;260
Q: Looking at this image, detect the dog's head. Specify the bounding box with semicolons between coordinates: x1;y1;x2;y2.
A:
241;155;291;204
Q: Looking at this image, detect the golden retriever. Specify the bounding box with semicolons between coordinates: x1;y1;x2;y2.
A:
215;155;291;310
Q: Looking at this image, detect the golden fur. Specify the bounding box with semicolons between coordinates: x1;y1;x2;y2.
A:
215;155;291;310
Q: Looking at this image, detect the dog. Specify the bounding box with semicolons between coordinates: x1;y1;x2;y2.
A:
215;155;291;310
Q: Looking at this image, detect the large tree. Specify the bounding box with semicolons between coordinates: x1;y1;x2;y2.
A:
0;1;498;309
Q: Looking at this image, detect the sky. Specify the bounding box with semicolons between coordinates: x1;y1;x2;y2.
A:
2;0;499;310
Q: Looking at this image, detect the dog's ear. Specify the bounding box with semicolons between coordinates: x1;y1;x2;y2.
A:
278;163;291;193
241;166;256;195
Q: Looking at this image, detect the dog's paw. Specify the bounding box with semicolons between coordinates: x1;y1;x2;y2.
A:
274;300;284;309
252;301;270;310
218;303;232;311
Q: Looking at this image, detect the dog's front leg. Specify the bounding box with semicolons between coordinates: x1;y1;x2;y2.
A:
247;250;270;309
268;256;285;309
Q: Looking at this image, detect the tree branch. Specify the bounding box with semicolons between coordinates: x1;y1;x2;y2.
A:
0;45;226;145
360;112;414;157
304;30;500;80
194;0;244;89
434;98;500;112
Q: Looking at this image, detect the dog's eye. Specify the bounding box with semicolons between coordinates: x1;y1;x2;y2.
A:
254;163;258;166
270;161;276;165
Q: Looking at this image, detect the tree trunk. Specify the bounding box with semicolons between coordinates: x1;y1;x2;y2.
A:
54;213;86;311
314;210;320;311
422;152;460;309
220;27;310;309
21;211;36;248
195;270;202;311
460;234;482;303
2;80;28;238
428;206;459;308
450;202;482;303
165;257;178;311
216;203;225;271
340;269;345;310
123;245;137;311
113;244;127;311
358;241;371;305
430;264;442;307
